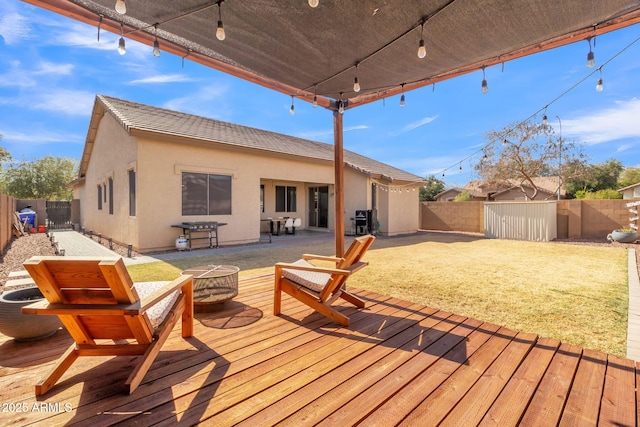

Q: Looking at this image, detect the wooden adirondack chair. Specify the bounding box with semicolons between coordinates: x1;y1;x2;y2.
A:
274;234;375;326
21;256;194;395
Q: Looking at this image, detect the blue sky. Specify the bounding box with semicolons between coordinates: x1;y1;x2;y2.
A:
1;0;640;188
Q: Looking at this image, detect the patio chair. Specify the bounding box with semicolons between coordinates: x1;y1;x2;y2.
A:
274;234;375;326
284;217;302;234
21;256;194;395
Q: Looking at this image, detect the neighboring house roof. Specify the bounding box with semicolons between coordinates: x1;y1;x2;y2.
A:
434;188;462;199
78;95;424;184
618;182;640;192
434;177;566;201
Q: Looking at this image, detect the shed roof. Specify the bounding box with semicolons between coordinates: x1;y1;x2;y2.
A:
79;95;423;184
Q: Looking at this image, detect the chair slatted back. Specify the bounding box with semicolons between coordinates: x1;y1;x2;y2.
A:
337;235;375;270
23;257;152;344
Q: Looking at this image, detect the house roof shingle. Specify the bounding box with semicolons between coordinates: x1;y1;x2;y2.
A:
84;95;423;184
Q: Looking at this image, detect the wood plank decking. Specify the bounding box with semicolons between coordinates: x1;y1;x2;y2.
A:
0;273;638;426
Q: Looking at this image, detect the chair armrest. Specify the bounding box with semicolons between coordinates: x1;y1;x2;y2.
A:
275;262;350;276
138;275;193;314
22;299;141;316
301;254;343;263
347;261;369;274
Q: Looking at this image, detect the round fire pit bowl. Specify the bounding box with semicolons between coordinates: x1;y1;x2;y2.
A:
182;265;239;308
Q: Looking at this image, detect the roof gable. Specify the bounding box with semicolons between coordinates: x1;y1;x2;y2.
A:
80;95;422;184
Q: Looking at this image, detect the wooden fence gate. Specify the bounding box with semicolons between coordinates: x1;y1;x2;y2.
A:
46;201;73;230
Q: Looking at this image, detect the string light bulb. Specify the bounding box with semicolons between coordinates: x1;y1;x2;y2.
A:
596;69;603;92
118;36;126;55
400;83;405;108
153;30;161;57
117;23;126;55
338;100;345;114
289;96;295;115
313;94;318;108
308;0;319;7
417;22;426;59
586;37;595;68
115;0;126;15
542;114;548;125
481;67;488;94
353;64;360;92
216;1;226;41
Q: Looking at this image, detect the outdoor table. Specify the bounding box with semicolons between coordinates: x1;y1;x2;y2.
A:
265;218;287;235
182;265;239;309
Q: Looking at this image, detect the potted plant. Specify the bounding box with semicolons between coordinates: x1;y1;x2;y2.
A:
0;287;62;341
607;228;639;243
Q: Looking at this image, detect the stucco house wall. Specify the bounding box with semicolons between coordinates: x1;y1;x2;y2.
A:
72;95;424;252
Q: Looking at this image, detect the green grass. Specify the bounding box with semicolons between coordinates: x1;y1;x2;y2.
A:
127;234;629;357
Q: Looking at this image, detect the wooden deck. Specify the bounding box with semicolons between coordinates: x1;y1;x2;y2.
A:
1;273;638;426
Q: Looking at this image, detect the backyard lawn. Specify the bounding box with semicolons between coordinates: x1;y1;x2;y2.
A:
127;233;629;357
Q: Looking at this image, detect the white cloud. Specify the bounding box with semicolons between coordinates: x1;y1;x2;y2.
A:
562;98;640;145
33;61;74;75
2;130;83;145
296;125;368;141
402;115;438;132
0;12;30;45
129;74;195;84
30;89;95;116
345;125;369;132
162;85;229;117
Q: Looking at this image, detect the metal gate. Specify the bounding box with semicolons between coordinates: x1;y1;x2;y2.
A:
46;201;73;230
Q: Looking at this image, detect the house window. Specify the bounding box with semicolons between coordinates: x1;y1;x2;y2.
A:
182;172;232;215
108;177;114;215
98;185;102;210
260;185;264;213
275;185;296;212
128;169;136;216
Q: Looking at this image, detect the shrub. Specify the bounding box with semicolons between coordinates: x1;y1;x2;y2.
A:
575;189;622;199
454;191;472;202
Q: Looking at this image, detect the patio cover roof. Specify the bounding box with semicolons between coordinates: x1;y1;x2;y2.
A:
23;0;640;110
23;0;640;254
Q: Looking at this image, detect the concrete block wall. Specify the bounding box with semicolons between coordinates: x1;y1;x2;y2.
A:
420;201;484;233
422;199;635;239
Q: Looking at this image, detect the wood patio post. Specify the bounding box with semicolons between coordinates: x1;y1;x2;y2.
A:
333;110;345;257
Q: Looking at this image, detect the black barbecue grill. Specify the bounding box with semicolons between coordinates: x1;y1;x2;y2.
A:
355;210;368;235
171;221;227;250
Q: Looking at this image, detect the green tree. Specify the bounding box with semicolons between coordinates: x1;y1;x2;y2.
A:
453;190;472;202
618;165;640;188
0;156;78;200
419;174;446;201
564;159;623;196
475;119;586;200
0;134;11;166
